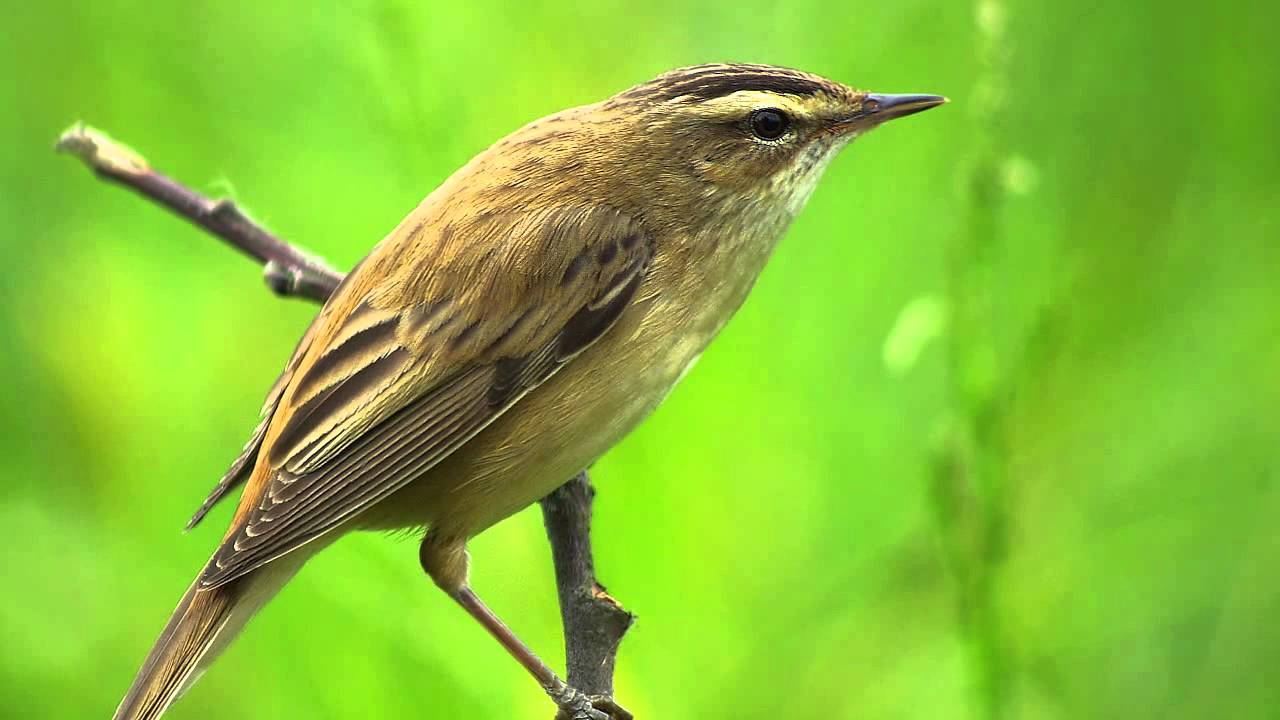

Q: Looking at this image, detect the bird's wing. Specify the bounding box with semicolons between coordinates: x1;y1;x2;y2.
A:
198;205;652;589
184;332;311;530
185;263;366;531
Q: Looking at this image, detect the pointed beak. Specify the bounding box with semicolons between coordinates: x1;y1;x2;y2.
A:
835;93;947;134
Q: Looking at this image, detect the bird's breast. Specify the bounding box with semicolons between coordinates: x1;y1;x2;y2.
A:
370;225;781;538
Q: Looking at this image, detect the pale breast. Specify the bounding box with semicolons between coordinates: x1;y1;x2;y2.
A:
365;212;783;539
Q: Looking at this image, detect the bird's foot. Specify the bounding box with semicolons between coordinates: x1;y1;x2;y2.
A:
549;684;632;720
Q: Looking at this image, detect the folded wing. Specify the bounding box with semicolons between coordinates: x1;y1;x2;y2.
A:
198;205;652;589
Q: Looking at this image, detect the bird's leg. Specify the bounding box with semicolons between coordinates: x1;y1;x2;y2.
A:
420;532;631;720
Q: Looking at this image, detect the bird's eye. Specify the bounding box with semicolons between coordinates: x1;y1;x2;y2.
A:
749;108;790;141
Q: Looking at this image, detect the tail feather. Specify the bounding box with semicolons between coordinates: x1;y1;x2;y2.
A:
113;558;302;720
112;580;236;720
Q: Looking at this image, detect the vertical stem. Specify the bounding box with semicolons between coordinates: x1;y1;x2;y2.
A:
540;472;635;698
933;1;1014;718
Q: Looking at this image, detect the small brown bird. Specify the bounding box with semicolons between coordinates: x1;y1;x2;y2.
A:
112;64;944;719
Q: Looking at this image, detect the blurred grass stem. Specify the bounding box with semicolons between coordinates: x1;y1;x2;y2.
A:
932;1;1015;717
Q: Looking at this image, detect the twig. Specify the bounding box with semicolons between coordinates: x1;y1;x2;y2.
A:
541;474;635;706
57;123;632;712
55;124;342;303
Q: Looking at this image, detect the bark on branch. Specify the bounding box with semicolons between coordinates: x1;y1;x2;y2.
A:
57;123;633;711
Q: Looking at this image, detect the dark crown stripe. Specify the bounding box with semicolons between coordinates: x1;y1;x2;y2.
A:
626;64;834;102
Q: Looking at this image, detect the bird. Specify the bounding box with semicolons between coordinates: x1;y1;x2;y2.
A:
111;63;945;720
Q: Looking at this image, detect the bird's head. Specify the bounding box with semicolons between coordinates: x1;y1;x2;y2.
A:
600;63;946;223
465;64;945;240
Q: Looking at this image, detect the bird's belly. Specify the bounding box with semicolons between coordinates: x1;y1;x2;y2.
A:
367;279;739;539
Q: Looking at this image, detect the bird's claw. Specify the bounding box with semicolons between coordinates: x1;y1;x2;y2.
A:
585;695;633;720
550;685;632;720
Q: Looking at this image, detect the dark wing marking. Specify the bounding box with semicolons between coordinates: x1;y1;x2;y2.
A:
184;337;306;530
197;206;652;588
184;409;273;531
185;261;368;530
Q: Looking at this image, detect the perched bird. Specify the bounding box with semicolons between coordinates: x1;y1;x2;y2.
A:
112;63;944;720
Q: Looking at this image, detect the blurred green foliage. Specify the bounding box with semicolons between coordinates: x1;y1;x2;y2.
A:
2;1;1277;718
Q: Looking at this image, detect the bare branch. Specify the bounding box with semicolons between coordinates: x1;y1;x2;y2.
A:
56;124;343;302
541;474;635;702
58;123;632;714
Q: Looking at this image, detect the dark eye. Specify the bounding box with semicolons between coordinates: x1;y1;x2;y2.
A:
749;108;790;140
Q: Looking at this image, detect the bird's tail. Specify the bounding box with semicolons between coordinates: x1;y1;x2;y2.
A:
112;558;301;720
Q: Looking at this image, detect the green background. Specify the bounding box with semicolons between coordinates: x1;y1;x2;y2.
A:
2;1;1277;718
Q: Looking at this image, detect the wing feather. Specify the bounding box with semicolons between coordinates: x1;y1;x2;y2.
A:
184;328;313;530
185;261;370;530
197;205;651;588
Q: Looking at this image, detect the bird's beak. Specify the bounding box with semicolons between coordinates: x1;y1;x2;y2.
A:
835;93;947;134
